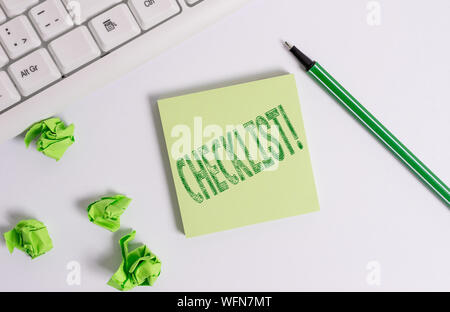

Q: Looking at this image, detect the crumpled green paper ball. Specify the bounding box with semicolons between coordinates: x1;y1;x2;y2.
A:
3;219;53;259
87;195;132;232
108;230;162;291
24;117;75;161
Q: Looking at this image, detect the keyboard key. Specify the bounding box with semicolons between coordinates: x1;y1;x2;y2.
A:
0;15;41;59
49;26;100;74
0;71;20;111
62;0;121;24
0;0;39;17
88;4;141;52
128;0;181;31
0;7;7;23
8;49;61;96
0;45;9;67
29;0;74;41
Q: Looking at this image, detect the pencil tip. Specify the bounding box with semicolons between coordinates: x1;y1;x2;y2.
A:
283;41;292;49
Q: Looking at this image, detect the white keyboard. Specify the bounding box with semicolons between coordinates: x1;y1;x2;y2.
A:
0;0;251;143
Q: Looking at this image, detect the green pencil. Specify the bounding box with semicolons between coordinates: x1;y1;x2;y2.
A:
284;41;449;206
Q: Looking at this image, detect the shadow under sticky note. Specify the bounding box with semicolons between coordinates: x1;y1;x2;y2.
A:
158;74;320;237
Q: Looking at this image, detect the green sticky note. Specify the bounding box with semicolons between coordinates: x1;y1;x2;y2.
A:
158;74;320;237
3;219;53;259
87;195;132;232
24;117;75;161
108;230;162;291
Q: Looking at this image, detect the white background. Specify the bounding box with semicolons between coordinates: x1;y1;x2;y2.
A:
0;0;449;291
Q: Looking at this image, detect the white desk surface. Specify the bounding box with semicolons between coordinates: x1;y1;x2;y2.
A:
1;0;449;291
